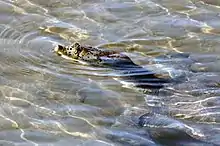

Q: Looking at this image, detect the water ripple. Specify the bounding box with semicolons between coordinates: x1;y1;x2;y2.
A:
0;0;220;145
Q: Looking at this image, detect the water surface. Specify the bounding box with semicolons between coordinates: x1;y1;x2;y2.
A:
1;0;220;145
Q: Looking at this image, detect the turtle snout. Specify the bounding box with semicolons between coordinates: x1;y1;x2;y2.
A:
54;44;65;52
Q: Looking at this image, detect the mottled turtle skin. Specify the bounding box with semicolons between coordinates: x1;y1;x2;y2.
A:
54;43;170;90
54;42;138;67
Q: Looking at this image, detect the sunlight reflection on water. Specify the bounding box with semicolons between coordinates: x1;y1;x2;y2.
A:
0;0;220;145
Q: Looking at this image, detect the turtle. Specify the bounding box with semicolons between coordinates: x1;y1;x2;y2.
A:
53;43;214;145
54;42;171;91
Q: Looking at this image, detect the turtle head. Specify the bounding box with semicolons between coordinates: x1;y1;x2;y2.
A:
54;43;81;59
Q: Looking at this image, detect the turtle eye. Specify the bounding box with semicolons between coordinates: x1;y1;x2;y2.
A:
58;45;64;50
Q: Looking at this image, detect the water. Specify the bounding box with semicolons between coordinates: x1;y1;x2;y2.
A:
0;0;220;145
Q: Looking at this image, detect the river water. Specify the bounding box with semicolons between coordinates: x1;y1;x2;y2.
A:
1;0;220;145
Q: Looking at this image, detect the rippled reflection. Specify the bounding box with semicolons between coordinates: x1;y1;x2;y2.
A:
0;0;220;145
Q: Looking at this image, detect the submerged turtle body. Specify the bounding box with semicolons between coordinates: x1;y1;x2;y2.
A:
54;42;171;90
54;43;216;145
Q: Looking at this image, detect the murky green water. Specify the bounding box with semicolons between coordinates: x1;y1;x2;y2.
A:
1;0;220;145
